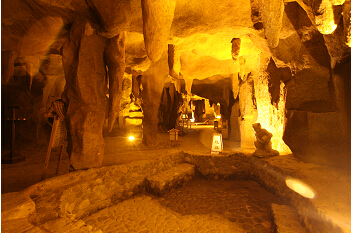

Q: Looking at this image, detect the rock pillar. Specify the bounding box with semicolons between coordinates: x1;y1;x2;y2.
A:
62;18;107;170
239;74;257;148
141;57;168;147
105;32;126;132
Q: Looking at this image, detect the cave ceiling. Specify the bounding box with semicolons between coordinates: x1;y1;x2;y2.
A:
1;0;350;96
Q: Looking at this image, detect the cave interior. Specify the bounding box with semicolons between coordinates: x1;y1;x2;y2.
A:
1;0;351;232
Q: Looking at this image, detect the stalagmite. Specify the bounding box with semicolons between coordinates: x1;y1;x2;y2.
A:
106;32;126;132
258;0;284;48
141;0;176;62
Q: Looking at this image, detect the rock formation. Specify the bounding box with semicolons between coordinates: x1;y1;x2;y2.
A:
1;0;350;169
62;18;107;170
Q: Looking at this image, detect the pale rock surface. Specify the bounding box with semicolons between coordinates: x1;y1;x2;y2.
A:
1;192;35;221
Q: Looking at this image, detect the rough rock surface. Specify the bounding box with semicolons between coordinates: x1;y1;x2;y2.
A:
271;203;306;233
2;148;349;233
141;55;169;147
106;32;126;132
1;0;350;169
146;163;195;196
62;18;107;170
1;192;35;221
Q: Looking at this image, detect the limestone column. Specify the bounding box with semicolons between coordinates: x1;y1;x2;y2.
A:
141;56;168;147
105;32;126;132
62;18;107;170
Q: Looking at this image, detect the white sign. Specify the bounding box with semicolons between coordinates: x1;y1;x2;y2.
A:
211;133;223;154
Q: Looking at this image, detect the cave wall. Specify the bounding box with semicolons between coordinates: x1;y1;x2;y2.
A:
1;0;350;169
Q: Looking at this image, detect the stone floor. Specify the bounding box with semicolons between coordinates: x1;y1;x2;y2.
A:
1;124;351;233
82;179;282;233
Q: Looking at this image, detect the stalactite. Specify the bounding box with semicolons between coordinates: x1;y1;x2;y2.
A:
141;0;176;62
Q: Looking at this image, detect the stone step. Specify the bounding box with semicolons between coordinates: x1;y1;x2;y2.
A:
271;203;307;233
40;218;103;233
146;163;195;196
1;192;36;222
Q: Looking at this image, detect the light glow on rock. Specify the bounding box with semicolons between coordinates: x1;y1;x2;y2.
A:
256;77;292;154
286;178;315;199
315;0;338;34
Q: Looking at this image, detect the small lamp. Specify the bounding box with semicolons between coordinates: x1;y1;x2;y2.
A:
168;128;179;147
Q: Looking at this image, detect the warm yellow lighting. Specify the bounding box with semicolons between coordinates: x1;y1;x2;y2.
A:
215;115;221;119
191;111;195;122
286;178;315;199
128;136;135;141
315;0;338;34
256;79;291;154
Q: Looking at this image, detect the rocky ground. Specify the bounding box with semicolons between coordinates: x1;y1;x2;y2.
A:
82;179;283;233
1;125;351;233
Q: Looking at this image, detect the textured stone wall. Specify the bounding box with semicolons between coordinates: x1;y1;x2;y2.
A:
182;152;345;233
11;151;345;233
183;152;252;180
29;153;183;223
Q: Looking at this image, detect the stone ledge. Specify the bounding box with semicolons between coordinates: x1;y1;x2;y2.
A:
146;163;195;196
41;217;103;233
26;152;183;223
2;151;348;233
1;218;42;233
1;192;36;221
271;203;306;233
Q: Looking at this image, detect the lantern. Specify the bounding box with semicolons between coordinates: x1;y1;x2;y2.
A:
168;128;179;146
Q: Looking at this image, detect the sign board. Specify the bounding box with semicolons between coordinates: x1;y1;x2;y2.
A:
43;116;67;180
52;119;67;148
211;133;223;154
